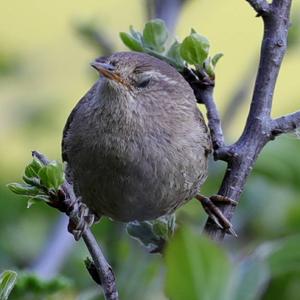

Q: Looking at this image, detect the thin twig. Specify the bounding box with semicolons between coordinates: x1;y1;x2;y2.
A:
82;230;118;300
181;69;226;155
32;151;119;300
197;86;225;151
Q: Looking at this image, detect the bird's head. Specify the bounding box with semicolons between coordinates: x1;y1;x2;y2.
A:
90;52;188;100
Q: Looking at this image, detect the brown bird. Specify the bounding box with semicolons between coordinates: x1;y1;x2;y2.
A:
62;51;233;234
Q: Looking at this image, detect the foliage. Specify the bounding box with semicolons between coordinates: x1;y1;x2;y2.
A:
7;156;64;208
165;228;300;300
120;19;223;78
0;271;17;300
9;272;71;299
126;214;176;252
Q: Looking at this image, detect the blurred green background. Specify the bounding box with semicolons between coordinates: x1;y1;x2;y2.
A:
1;0;300;299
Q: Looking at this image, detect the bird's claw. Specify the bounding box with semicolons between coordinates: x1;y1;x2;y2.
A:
68;201;96;241
196;194;237;237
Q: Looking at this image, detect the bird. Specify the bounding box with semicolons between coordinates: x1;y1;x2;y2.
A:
62;51;233;234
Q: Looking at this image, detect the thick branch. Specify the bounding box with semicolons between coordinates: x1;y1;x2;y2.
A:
246;0;270;15
202;0;293;240
271;110;300;135
32;151;118;300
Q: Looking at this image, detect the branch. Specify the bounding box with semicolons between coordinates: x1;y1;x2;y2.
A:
181;69;226;156
271;111;300;135
146;0;187;33
32;151;119;300
201;0;293;240
196;85;226;153
245;0;270;15
82;230;118;300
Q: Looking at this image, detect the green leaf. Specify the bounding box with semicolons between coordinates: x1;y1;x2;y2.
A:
152;219;168;239
143;19;168;52
7;183;40;196
152;214;176;239
204;57;215;78
119;32;144;52
166;40;185;70
38;161;64;190
165;227;231;300
0;270;17;300
261;235;300;277
22;175;39;186
212;53;223;67
126;221;159;249
27;195;50;208
24;157;44;178
129;25;143;42
13;272;70;296
180;31;210;65
167;213;176;230
230;258;269;300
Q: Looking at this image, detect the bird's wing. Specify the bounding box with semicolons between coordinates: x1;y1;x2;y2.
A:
61;83;98;164
195;107;212;155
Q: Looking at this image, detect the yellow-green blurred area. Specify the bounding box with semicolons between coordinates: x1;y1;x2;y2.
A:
1;1;300;300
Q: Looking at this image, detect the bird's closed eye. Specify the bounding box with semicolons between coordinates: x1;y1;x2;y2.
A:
136;77;151;88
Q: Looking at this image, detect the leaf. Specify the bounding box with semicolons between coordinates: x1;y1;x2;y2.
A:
166;40;185;70
165;227;231;300
180;31;210;65
152;219;168;239
129;25;143;42
143;19;168;52
24;157;44;179
13;272;70;296
230;258;269;300
126;221;160;250
260;235;300;277
212;53;223;67
0;270;17;300
203;57;215;78
27;195;50;208
152;214;176;240
38;161;64;190
22;175;39;186
7;183;40;196
119;32;144;52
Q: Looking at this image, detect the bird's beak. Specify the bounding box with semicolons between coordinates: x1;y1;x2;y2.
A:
90;61;123;84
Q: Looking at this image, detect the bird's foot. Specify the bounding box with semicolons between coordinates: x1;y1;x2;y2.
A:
67;199;98;241
195;194;237;237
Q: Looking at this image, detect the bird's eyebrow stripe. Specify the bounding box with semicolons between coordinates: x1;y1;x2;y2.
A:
141;70;178;85
133;65;152;73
